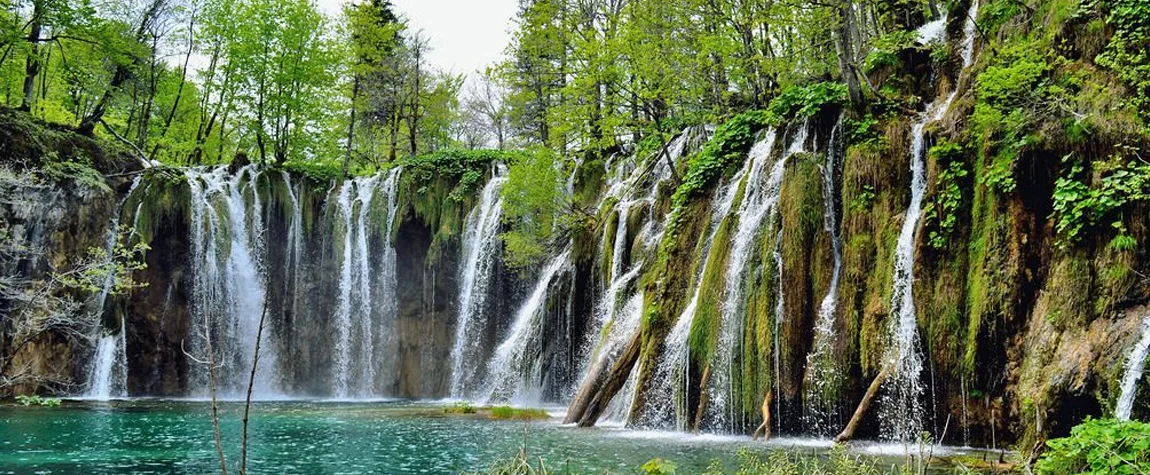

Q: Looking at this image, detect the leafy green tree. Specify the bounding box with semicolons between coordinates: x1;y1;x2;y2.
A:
501;146;566;270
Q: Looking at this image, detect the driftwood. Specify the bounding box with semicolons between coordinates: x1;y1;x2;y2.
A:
691;364;712;433
564;349;613;424
834;364;891;443
575;329;644;427
752;391;773;440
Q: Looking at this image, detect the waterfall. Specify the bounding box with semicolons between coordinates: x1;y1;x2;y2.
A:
330;169;402;398
635;131;756;430
483;247;572;403
568;131;693;407
708;126;804;432
601;292;646;424
84;177;143;399
1117;315;1150;421
450;167;508;398
803;118;845;433
186;165;278;396
881;1;980;443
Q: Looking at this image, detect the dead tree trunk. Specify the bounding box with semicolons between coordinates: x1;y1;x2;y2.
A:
834;364;890;443
574;329;643;427
564;350;612;424
691;364;712;433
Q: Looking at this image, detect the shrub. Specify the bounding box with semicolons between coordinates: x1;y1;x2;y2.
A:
15;395;61;407
1036;418;1150;474
445;401;477;414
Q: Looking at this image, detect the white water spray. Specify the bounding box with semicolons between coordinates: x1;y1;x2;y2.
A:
1117;315;1150;421
450;167;508;397
881;1;980;443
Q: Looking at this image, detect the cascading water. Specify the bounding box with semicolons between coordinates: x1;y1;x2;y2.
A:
601;293;646;423
449;166;508;398
1116;315;1150;421
483;247;572;404
570;130;693;411
880;1;981;443
84;177;143;400
186;165;278;396
707;127;801;432
637;164;749;430
330;169;402;398
802;118;845;433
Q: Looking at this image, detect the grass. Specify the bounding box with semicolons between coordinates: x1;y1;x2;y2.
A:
466;446;988;474
489;406;550;420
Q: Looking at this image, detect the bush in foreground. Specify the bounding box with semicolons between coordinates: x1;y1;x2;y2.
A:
1035;418;1150;474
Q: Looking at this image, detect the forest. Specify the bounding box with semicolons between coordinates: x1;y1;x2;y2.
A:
2;0;1150;473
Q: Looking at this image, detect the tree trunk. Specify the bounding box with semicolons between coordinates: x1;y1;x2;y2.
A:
153;8;196;159
834;365;890;443
78;0;167;135
576;329;643;428
834;0;864;108
691;364;712;433
343;74;359;178
20;1;44;112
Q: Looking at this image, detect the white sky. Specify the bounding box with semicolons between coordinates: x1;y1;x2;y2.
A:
315;0;519;79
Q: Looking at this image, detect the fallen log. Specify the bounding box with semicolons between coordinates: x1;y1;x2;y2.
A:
577;329;644;427
691;364;712;433
834;364;891;443
564;350;612;424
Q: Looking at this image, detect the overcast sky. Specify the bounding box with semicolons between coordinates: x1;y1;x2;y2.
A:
315;0;519;79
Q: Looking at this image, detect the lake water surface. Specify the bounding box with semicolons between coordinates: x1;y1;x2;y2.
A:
0;400;982;474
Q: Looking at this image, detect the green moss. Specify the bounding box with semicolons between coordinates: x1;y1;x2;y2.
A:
124;170;192;247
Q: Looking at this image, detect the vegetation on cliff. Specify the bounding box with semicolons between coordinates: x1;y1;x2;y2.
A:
2;0;1150;463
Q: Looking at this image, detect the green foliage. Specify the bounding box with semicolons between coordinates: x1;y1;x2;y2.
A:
850;184;877;212
766;83;849;121
1095;0;1150;125
924;140;968;249
976;49;1050;108
1036;418;1150;474
844;115;882;145
40;160;112;193
670;110;770;212
863;30;922;72
281;160;349;183
702;447;884;475
15;395;62;407
640;458;677;475
488;406;549;420
403;149;521;201
1052;154;1150;243
54;225;149;295
501;148;565;270
465;452;558;475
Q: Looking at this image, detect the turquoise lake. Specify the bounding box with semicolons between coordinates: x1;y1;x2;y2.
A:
0;400;983;474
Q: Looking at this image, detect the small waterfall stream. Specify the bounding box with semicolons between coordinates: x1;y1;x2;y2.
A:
1116;315;1150;421
84;177;143;400
570;131;692;419
483;247;573;403
450;167;508;398
638;164;749;430
709;126;804;432
803;118;845;433
82;175;143;397
881;1;981;442
331;169;402;398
